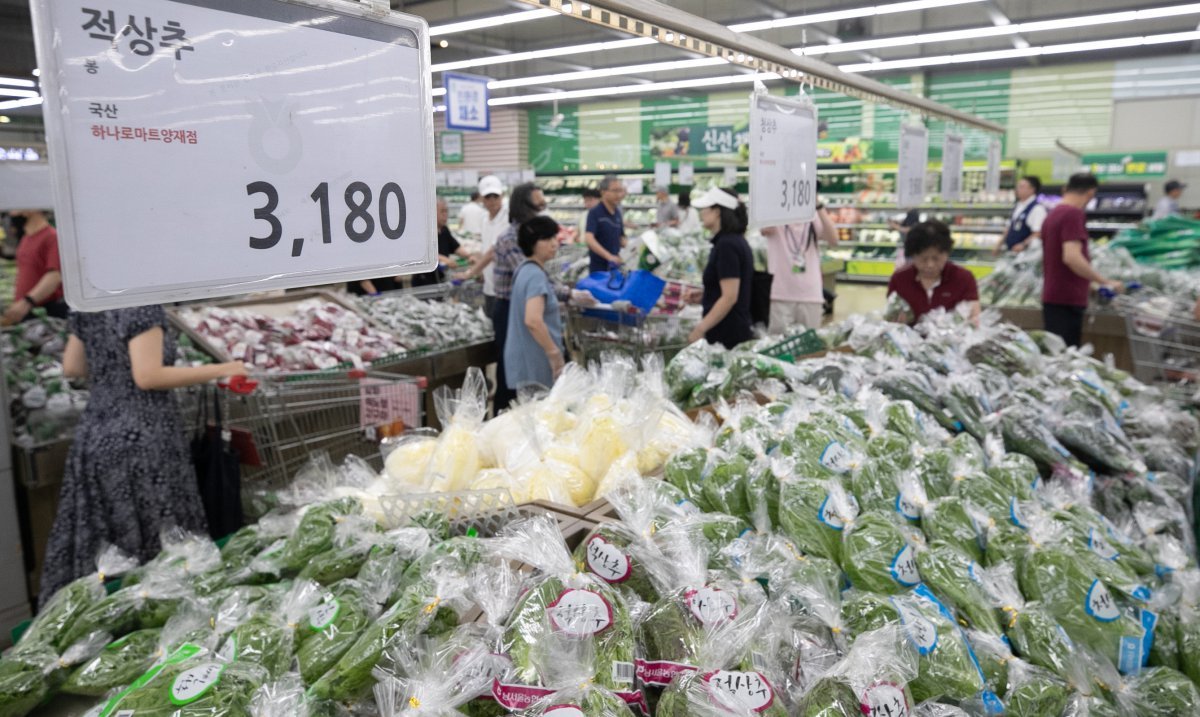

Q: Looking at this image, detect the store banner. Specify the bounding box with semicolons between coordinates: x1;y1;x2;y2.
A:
897;124;929;209
30;0;436;310
748;91;818;228
654;161;672;189
985;138;1002;194
679;163;695;186
444;72;490;132
1082;152;1168;180
440;131;464;163
941;133;964;202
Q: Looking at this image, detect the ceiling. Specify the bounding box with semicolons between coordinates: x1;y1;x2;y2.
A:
0;0;1198;124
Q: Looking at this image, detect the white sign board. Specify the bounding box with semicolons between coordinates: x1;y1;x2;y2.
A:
1052;149;1077;182
654;161;671;190
624;178;644;195
447;170;466;188
31;0;437;310
749;92;818;227
985;138;1002;194
678;162;695;186
444;72;490;132
941;133;964;202
0;163;53;211
723;165;738;187
521;169;536;183
897;124;929;209
462;169;479;189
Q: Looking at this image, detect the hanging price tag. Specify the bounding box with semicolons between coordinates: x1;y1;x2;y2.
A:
749;91;818;227
985;138;1002;194
897;124;929;209
31;0;437;310
654;161;672;190
941;133;964;202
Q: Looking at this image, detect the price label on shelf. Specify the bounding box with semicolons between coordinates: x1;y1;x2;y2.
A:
679;162;695;186
31;0;437;310
654;161;672;190
897;124;929;209
941;132;965;202
749;92;818;228
985;137;1002;194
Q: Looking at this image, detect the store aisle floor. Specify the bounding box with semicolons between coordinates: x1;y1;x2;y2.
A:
829;282;888;324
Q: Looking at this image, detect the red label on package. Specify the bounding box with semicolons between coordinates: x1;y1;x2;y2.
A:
616;690;649;714
635;659;698;687
491;680;554;711
547;589;614;636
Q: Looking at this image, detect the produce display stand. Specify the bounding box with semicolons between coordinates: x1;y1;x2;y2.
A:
1114;297;1200;399
995;305;1134;372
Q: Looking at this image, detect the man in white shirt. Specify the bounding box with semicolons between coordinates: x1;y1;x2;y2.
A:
457;191;488;237
994;175;1048;256
1151;180;1186;221
459;175;508;315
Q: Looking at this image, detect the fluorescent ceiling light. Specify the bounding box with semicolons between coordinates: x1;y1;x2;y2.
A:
797;3;1200;56
840;29;1200;72
429;8;556;37
431;38;655;73
0;96;43;111
489;73;778;106
0;89;38;99
431;57;724;96
730;0;984;33
0;77;37;88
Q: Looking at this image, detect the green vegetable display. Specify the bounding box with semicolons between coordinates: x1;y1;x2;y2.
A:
841;512;920;594
296;581;376;685
96;644;267;717
1003;660;1071;717
277;497;362;574
778;478;857;563
915;542;1002;635
921;498;983;563
62;628;162;697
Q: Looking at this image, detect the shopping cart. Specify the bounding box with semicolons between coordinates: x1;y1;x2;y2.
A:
217;369;425;488
565;303;696;366
1112;292;1200;401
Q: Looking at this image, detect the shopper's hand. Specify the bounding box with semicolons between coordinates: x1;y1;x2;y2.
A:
682;286;703;304
549;350;565;379
1011;241;1029;253
1;300;30;326
219;361;250;379
570;290;598;307
687;326;705;345
1103;279;1125;294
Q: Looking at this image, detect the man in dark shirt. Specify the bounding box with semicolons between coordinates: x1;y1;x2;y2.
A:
412;198;471;288
585;175;627;274
1041;173;1123;347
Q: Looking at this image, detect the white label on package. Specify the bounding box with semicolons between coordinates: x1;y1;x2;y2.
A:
941;133;964;202
819;441;854;474
309;599;340;631
685;586;739;626
585;534;632;584
544;706;585;717
890;544;921;587
897;124;929;209
985;138;1002;194
548;589;613;637
31;0;437;309
1085;579;1121;623
170;662;224;706
706;671;775;713
893;599;938;655
749;92;817;227
860;682;911;717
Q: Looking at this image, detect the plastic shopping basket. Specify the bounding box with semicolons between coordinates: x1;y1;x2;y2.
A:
758;329;827;363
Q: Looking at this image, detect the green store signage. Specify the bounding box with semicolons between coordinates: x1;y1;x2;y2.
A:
1082;152;1168;179
440;131;464;163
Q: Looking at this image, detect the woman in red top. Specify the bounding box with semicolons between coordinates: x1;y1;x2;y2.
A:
886;220;980;325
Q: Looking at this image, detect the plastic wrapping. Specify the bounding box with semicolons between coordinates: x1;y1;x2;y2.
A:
374;630;501;717
295;580;379;685
982;564;1078;680
1002;658;1071;717
778;477;859;563
95;644;268;717
795;626;919;717
277;497;364;575
59;573;193;649
425;367;489;493
0;632;107;717
219;579;322;679
297;515;384;586
921;498;985;564
841;512;921;594
915;542;1003;636
249;672;310;717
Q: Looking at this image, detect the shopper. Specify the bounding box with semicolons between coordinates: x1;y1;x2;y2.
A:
505;216;566;393
412;198;472;288
3;208;66;324
687;187;754;349
491;182;548;411
577;188;601;241
887;220;980;325
995;175;1047;255
1151;180;1186;220
457;175;509;315
654;186;680;229
763;203;839;333
39;306;248;604
1041;173;1123;347
585;175;627;273
457;191;487;237
677;191;701;234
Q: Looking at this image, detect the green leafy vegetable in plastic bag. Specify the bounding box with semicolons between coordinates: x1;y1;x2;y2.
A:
842;512;921;594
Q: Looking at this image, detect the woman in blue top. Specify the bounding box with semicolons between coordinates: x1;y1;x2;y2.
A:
687;187;754;349
505;216;565;394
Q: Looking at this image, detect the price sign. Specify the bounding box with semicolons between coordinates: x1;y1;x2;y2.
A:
31;0;437;310
444;72;490;132
985;138;1002;194
440;131;464;163
941;132;964;202
723;165;738;187
654;161;672;190
679;162;695;186
897;124;929;209
749;92;818;227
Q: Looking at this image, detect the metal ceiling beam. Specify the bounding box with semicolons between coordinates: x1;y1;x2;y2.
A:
513;0;1004;132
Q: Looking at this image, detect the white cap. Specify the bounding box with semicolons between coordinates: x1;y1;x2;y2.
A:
478;175;505;197
691;186;739;210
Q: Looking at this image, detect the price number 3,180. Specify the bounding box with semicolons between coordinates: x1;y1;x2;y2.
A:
247;181;408;257
780;178;813;213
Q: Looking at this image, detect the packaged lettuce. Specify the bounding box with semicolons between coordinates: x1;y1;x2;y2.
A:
921;498;984;564
985;454;1040;496
1002;658;1071;717
96;644;267;717
983;563;1078;679
62;628;162;697
840;588;991;705
295;580;378;685
784;422;865;480
915;542;1003;635
1124;665;1200;716
60;574;192;648
964;629;1014;694
220;579;322;679
297;516;383;586
939;372;993;441
912;703;970;717
795;626;918;717
308;540;476;702
249;673;310;717
778;477;859;563
841;512;921;594
355;527;435;607
277;497;363;575
664;448;713;512
122;528;222;589
373;629;507;717
20;545;138;651
1174;571;1200;685
491;517;636;696
0;634;106;717
700;452;752;521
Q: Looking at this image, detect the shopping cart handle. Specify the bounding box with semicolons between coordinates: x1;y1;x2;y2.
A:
220;375;259;395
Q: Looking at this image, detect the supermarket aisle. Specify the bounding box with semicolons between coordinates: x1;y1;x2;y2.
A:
830;282;888;324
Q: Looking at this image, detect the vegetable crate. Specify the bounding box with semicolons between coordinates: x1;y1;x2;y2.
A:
565;305;694;367
1115;296;1200;399
220;370;425;488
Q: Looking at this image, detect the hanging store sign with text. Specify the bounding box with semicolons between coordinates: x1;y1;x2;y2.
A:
749;91;818;227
